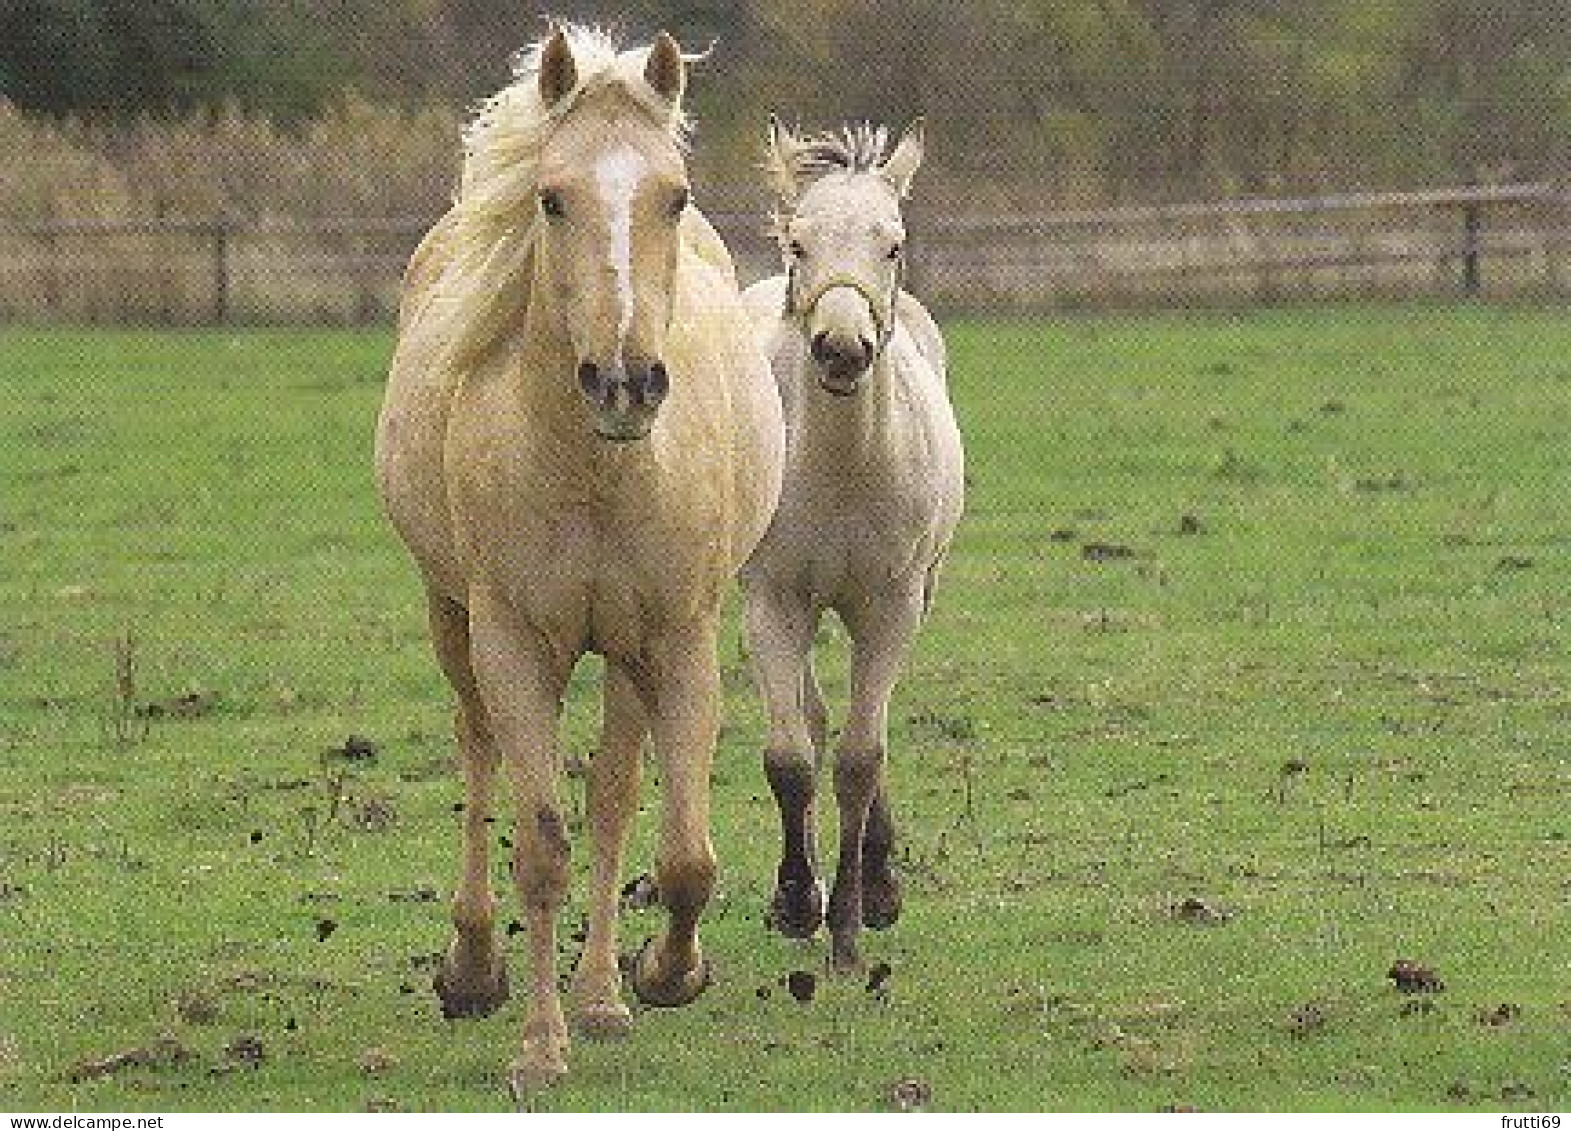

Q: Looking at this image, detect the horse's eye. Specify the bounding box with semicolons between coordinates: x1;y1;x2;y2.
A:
539;189;564;218
887;243;904;261
670;188;690;218
789;240;806;259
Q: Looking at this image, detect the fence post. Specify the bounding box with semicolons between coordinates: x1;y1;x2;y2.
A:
210;218;232;325
1460;200;1482;298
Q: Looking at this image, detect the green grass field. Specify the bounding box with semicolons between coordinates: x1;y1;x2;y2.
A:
2;307;1569;1112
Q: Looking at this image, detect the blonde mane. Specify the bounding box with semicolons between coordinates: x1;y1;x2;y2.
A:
413;25;692;374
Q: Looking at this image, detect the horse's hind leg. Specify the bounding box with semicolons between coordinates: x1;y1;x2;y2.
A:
828;588;922;971
570;662;644;1038
744;584;824;938
804;661;829;762
427;593;510;1019
861;783;901;930
862;559;946;930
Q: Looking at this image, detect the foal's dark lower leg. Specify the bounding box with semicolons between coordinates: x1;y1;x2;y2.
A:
826;748;880;970
861;781;901;930
765;749;822;937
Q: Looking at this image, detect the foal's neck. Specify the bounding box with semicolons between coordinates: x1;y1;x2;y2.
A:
797;349;898;461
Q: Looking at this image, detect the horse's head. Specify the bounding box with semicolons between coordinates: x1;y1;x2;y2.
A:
534;30;691;441
767;117;924;396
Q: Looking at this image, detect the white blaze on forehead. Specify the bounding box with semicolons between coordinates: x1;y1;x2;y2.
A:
595;146;647;355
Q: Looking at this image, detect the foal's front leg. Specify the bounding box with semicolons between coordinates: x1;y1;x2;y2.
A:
466;591;575;1092
743;584;824;938
828;588;922;972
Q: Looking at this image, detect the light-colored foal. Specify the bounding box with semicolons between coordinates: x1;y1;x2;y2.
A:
740;118;964;970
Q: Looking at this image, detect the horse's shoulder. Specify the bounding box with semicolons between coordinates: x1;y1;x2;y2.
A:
896;290;946;376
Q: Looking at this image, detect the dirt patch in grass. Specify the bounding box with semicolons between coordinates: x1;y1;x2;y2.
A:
136;690;218;720
358;1047;398;1076
1473;1003;1521;1027
1168;897;1232;925
785;970;817;1003
1082;541;1138;562
1287;1001;1330;1038
70;1036;191;1083
888;1077;932;1111
1388;959;1445;992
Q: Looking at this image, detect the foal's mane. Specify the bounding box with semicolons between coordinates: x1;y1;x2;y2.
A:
766;122;892;200
415;24;691;374
765;122;897;238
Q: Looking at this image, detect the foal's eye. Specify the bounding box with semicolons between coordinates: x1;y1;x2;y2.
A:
539;189;564;218
670;188;690;218
887;243;904;261
789;240;806;259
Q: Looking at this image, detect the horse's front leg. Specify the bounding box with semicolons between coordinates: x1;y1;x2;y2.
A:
466;590;575;1092
426;593;511;1019
630;619;722;1007
828;587;922;972
743;582;824;938
569;663;645;1038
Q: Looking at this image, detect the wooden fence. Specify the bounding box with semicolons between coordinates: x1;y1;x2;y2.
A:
1;184;1567;324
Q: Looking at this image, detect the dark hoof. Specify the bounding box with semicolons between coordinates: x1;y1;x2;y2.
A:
434;958;510;1019
766;877;824;939
862;866;902;930
629;937;712;1008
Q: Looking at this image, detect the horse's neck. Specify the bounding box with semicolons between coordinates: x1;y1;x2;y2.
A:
514;295;579;416
793;349;899;468
508;286;620;471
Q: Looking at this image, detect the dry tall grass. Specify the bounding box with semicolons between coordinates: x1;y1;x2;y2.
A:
2;101;1567;324
0;99;459;222
0;99;468;322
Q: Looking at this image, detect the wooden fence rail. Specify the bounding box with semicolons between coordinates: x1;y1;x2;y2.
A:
1;184;1567;325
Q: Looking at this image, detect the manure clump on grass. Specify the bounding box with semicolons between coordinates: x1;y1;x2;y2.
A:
1388;959;1444;992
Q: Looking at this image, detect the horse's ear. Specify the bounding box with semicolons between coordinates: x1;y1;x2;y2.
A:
765;113;803;203
881;117;925;198
538;29;577;109
645;31;685;104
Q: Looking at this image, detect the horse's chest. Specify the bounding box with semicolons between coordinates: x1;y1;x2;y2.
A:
767;486;934;597
454;478;722;655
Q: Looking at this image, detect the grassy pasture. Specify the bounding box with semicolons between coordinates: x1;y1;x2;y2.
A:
1;307;1569;1112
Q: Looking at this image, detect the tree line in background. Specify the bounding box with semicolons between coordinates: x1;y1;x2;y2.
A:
2;0;1569;215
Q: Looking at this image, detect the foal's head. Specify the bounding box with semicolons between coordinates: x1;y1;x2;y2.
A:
766;118;925;395
533;30;692;441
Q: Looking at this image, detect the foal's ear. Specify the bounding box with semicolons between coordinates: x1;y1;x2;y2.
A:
765;113;805;203
538;29;578;109
881;117;926;198
644;31;686;104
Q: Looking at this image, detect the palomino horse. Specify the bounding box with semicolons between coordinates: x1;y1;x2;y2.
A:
740;119;964;971
375;27;783;1090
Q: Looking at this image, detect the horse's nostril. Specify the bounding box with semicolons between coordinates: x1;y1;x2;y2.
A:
810;332;834;363
647;361;670;402
858;337;875;365
577;361;601;398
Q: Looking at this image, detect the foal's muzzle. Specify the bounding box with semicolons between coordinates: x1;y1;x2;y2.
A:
810;330;874;395
577;359;669;441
